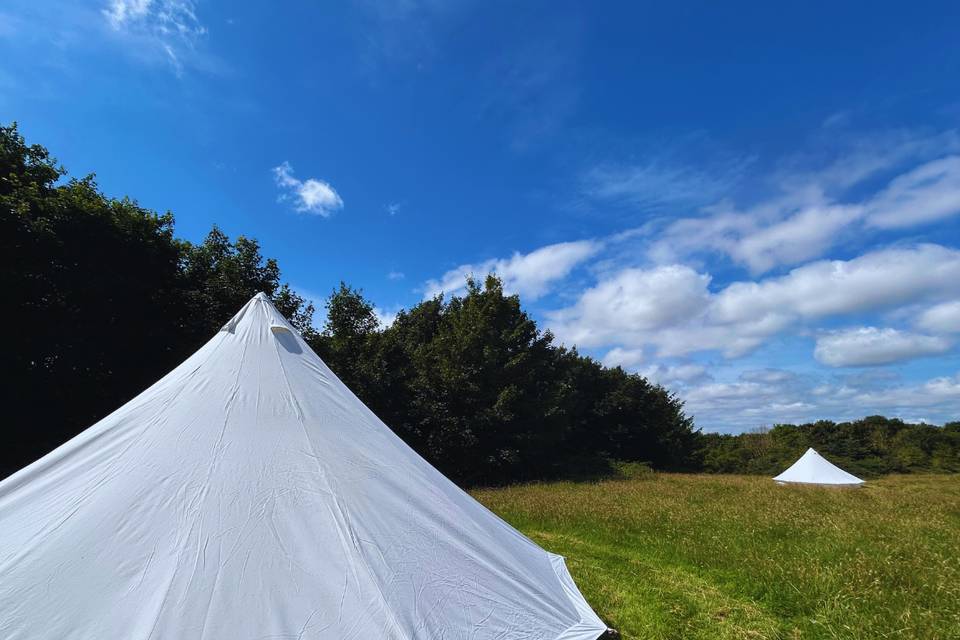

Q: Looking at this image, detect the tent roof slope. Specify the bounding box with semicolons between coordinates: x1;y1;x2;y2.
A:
0;293;607;640
772;448;865;486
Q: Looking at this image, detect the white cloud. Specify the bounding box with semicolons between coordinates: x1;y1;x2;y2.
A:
386;202;401;216
917;301;960;334
865;156;960;229
272;162;344;217
601;347;711;386
681;371;809;431
642;188;870;275
387;271;405;281
681;376;819;432
103;0;152;27
611;132;960;274
536;234;960;430
685;380;786;404
739;368;799;384
711;244;960;325
784;128;960;191
374;306;399;329
851;373;960;410
102;0;207;74
422;128;960;431
547;264;711;349
728;204;863;274
601;347;644;369
638;363;711;386
681;365;960;433
423;239;601;300
814;327;952;367
548;244;960;359
579;133;755;212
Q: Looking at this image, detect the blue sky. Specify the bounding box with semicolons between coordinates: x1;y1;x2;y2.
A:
4;1;960;432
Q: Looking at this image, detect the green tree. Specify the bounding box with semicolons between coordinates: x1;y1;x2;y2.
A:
3;123;700;486
312;275;699;485
1;123;314;478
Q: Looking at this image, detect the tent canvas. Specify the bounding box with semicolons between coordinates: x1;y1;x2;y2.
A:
0;293;608;640
773;448;865;486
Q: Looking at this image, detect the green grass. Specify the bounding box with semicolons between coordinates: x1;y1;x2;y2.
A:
472;472;960;640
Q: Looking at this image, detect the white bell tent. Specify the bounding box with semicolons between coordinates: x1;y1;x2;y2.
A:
0;293;607;640
773;448;865;486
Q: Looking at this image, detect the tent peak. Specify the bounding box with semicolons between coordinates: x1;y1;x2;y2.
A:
221;292;289;334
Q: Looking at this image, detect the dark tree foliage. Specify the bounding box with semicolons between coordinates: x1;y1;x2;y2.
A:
0;123;315;478
1;123;696;485
310;276;697;485
699;416;960;477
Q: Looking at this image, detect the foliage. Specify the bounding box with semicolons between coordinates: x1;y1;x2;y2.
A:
311;276;697;485
698;416;960;477
475;473;960;640
1;123;315;478
1;123;694;485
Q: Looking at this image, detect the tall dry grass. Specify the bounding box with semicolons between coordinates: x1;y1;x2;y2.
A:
474;473;960;639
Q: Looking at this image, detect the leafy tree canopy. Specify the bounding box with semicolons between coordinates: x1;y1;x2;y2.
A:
2;124;694;485
311;275;697;484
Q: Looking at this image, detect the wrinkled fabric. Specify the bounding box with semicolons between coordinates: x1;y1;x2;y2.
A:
0;293;607;640
773;448;865;485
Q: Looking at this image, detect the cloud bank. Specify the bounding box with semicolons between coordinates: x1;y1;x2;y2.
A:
424;239;601;300
421;127;960;431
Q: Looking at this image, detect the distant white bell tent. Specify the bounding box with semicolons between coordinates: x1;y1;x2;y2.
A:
0;293;608;640
773;447;865;486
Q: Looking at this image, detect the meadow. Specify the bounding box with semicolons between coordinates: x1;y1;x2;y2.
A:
474;471;960;640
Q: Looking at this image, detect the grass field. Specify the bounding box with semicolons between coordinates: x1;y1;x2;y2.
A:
473;471;960;640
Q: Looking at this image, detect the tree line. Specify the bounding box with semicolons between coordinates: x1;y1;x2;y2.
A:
1;123;696;484
699;416;960;478
315;278;698;484
4;123;958;484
